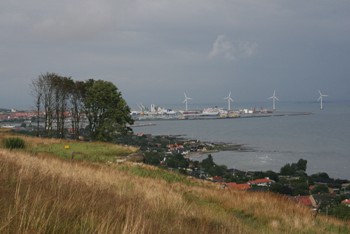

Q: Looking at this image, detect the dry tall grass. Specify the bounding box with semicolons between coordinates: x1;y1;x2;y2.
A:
0;136;349;233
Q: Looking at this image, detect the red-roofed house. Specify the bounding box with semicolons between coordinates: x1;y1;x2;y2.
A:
226;182;251;190
291;196;316;208
248;177;275;187
341;199;350;207
212;176;224;182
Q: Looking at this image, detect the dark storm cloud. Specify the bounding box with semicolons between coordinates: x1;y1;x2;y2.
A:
1;0;349;109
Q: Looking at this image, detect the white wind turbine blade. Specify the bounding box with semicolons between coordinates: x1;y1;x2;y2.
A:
184;92;192;100
224;91;234;111
268;90;279;110
183;92;192;111
318;90;328;98
268;90;278;100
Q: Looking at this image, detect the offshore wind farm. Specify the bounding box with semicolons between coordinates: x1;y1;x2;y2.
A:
131;90;319;121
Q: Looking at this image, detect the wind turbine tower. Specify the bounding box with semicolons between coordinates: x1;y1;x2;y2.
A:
318;90;328;110
268;90;279;111
224;91;234;111
183;92;192;111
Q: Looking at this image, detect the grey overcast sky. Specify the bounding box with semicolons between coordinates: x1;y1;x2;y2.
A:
1;0;350;110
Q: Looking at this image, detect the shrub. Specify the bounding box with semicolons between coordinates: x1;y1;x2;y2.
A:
3;137;26;149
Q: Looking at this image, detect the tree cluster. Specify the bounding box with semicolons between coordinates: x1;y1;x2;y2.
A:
279;158;307;176
31;73;133;141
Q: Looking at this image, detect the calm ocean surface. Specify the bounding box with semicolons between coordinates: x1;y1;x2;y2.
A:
132;101;350;179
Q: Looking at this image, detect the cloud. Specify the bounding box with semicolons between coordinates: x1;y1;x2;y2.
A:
208;35;235;60
1;0;350;108
208;35;257;61
30;1;116;41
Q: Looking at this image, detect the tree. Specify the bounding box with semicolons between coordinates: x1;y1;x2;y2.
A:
208;164;227;177
166;154;189;169
328;205;350;220
311;184;329;194
200;154;216;172
31;77;43;136
280;163;296;175
51;75;74;138
144;152;163;166
32;73;57;137
70;81;85;139
264;170;279;182
271;183;293;195
296;159;307;172
32;75;133;141
280;159;308;176
83;79;133;141
292;183;309;196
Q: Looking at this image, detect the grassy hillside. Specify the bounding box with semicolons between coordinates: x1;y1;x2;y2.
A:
0;133;349;233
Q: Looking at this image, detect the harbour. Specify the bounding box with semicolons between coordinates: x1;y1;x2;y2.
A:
131;101;350;179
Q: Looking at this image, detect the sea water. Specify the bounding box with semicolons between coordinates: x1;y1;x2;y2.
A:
131;101;350;179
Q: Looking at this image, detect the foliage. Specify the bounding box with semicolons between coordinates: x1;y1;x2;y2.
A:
296;158;307;171
200;154;215;171
311;172;330;180
31;73;74;138
328;205;350;220
165;153;189;169
270;183;293;195
292;183;310;196
144;152;163;166
3;137;26;150
208;164;227;177
264;170;279;182
32;74;133;141
280;163;295;175
310;172;331;183
280;158;308;175
311;184;329;194
84;79;133;141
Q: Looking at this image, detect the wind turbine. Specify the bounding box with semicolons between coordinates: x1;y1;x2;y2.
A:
318;90;328;110
224;91;234;111
183;92;192;111
268;90;279;111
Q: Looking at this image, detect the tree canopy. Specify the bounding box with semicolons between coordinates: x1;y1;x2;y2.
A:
84;79;133;141
280;159;308;176
32;73;133;141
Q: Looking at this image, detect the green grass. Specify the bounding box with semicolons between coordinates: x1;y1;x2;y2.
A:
117;164;199;186
3;137;26;150
32;142;135;162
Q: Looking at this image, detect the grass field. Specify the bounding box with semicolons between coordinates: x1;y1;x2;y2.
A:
32;141;136;161
0;131;138;162
0;132;349;233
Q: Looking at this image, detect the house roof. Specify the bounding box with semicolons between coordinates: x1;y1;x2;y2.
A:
226;182;251;190
292;196;313;207
248;178;274;184
341;199;350;204
212;176;224;182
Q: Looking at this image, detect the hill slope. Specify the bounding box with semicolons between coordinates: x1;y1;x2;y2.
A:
0;136;349;233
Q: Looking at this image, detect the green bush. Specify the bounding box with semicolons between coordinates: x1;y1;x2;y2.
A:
4;137;26;150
